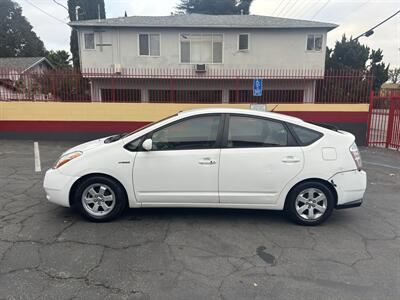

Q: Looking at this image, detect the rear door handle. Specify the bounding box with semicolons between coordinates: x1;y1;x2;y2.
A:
198;158;217;165
282;156;300;163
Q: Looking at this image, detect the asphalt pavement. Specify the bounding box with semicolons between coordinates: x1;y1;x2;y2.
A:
0;140;399;300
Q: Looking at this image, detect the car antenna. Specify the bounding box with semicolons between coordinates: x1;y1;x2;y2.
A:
270;104;279;112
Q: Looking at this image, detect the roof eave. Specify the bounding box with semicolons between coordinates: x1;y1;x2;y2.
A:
22;57;55;73
69;23;338;30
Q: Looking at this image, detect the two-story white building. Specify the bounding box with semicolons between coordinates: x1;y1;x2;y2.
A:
69;14;337;103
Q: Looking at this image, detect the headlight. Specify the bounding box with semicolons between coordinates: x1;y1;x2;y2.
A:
53;151;82;169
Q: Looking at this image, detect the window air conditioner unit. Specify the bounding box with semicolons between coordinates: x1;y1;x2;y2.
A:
114;64;123;74
195;64;206;73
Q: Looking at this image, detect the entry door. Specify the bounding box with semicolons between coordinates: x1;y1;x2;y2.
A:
133;114;222;204
219;115;304;204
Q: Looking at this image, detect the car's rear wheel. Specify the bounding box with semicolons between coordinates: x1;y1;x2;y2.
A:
286;181;334;226
74;176;127;222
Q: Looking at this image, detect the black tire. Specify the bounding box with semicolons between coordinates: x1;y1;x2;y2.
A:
285;181;334;226
74;176;127;222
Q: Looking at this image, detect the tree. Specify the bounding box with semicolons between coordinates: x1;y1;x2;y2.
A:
325;35;370;70
388;68;400;84
46;50;72;69
176;0;254;15
67;0;106;68
0;0;46;58
369;49;389;92
326;35;389;93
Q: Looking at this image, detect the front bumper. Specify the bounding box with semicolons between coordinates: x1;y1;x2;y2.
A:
43;169;79;207
329;170;367;208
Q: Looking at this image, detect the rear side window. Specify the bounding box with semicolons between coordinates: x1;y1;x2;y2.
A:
291;124;323;146
227;116;289;147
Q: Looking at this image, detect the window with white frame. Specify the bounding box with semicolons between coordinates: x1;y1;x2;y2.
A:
84;33;95;50
180;33;223;64
139;33;160;56
239;33;249;51
306;34;323;51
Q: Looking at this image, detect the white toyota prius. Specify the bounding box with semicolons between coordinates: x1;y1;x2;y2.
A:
44;108;366;225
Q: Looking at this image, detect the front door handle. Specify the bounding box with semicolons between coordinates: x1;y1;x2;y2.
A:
282;156;300;163
198;158;217;165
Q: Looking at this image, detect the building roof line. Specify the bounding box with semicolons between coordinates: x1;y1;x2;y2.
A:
22;57;55;73
69;13;338;31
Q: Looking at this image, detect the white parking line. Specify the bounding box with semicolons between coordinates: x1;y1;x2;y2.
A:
34;142;41;172
364;160;400;171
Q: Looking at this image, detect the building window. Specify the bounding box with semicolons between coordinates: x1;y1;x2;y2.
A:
148;89;222;103
306;34;323;51
239;34;249;51
84;33;95;50
139;33;160;56
101;89;141;102
180;33;223;64
229;90;304;103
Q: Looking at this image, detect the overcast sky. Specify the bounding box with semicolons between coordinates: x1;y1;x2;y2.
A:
15;0;400;68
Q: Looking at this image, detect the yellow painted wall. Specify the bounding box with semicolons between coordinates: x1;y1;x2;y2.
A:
0;102;369;122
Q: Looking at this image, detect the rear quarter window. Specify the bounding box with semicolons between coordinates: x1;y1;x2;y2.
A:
290;124;323;146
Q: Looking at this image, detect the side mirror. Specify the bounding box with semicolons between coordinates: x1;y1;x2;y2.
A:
142;138;153;151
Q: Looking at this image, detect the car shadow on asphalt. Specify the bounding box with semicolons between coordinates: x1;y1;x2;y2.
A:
53;204;357;227
59;206;355;226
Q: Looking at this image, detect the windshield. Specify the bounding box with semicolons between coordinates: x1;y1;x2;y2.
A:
104;114;178;144
123;114;178;138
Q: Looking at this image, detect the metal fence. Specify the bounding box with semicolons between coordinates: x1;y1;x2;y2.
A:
367;94;400;150
0;68;373;103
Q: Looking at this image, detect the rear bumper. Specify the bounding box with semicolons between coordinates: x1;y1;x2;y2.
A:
330;170;367;208
336;198;363;209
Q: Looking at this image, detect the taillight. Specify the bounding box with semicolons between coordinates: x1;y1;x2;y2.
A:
349;142;362;171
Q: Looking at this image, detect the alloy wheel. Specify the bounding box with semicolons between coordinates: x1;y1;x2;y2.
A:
295;188;328;220
81;183;116;217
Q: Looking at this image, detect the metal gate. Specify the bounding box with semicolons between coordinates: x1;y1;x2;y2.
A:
367;95;400;150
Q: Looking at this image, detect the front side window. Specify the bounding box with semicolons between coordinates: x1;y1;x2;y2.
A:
125;138;142;151
150;115;221;151
306;34;323;51
139;33;160;56
227;116;289;148
84;33;95;50
239;34;249;51
180;33;223;64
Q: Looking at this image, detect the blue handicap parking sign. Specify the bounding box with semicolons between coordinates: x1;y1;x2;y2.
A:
253;79;263;96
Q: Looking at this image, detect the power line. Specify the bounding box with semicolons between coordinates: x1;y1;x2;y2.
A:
22;0;68;25
275;0;292;17
284;1;302;18
272;0;286;16
52;0;68;11
354;9;400;40
293;0;318;19
339;0;370;22
311;0;331;20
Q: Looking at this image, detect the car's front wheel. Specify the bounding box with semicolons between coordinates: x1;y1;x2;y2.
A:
286;181;334;226
74;176;127;222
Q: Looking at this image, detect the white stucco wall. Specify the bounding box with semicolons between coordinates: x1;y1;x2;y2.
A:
78;27;328;72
